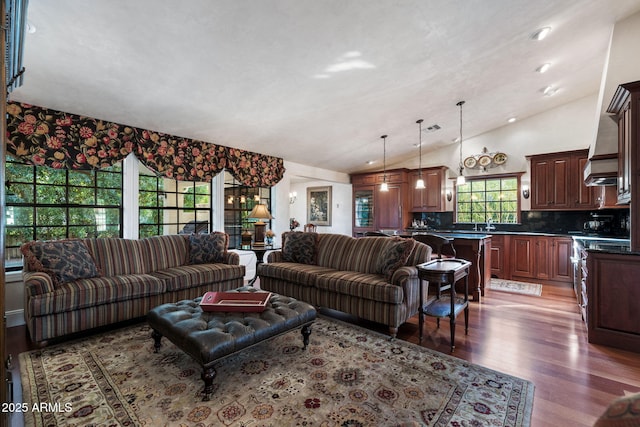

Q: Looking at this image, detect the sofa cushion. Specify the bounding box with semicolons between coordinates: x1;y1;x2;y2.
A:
282;232;319;265
258;262;337;287
140;234;190;272
189;232;228;264
151;263;245;291
377;238;415;280
21;240;99;286
83;238;147;276
315;271;404;304
28;274;166;316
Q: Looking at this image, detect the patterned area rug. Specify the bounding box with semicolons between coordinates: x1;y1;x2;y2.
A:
489;279;543;296
20;316;534;426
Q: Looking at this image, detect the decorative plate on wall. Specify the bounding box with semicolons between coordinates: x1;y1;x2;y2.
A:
463;156;477;168
493;152;508;165
478;155;492;167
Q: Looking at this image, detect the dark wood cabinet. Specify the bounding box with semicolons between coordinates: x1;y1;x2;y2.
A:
351;169;409;235
409;166;447;212
551;237;573;282
529;150;597;210
489;234;508;279
510;236;535;278
509;235;572;284
586;250;640;353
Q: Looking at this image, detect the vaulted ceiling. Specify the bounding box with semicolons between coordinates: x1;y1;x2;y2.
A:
10;0;640;174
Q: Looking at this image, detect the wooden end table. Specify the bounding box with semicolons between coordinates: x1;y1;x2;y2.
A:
417;258;471;352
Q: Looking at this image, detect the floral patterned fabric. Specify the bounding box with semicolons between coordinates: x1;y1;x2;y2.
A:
21;239;100;286
189;232;229;265
377;237;415;280
282;231;319;265
6;102;285;186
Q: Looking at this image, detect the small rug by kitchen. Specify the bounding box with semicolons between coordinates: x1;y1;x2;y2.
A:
20;316;534;426
489;278;543;296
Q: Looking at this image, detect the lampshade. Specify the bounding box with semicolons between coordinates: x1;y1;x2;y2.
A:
248;204;273;223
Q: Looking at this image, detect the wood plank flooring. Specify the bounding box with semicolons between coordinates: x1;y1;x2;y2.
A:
5;283;640;426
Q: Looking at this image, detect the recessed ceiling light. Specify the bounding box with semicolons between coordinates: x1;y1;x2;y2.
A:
542;85;558;96
531;26;551;41
507;117;517;123
536;63;551;73
26;21;36;34
366;160;375;165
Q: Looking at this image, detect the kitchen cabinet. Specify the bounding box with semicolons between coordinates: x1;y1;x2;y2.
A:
551;237;573;282
529;150;597;210
409;166;447;212
351;169;409;235
490;234;509;279
586;250;640;353
509;235;572;284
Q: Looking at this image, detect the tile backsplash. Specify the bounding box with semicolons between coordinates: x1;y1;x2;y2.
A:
412;208;630;238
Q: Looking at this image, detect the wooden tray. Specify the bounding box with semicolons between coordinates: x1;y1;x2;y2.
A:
200;291;272;312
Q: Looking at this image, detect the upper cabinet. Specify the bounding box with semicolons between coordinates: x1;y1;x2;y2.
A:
408;166;447;212
607;80;640;250
528;149;597;210
351;169;409;235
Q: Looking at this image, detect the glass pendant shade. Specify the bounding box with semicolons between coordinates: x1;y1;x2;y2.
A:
380;181;389;192
415;177;425;189
456;175;466;186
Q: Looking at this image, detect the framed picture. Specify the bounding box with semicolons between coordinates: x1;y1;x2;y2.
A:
307;186;332;226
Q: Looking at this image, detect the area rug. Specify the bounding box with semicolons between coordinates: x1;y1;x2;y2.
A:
20;316;534;426
489;278;543;296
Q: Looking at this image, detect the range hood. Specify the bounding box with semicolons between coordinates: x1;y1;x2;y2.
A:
584;9;640;187
584;114;618;186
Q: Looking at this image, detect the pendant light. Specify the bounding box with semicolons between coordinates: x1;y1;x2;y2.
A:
456;101;466;186
380;135;389;192
415;119;425;189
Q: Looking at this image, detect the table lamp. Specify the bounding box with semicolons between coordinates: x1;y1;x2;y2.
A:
248;204;273;246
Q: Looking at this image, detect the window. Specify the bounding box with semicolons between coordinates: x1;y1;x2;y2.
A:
4;156;123;270
456;175;520;224
224;172;271;249
138;163;212;237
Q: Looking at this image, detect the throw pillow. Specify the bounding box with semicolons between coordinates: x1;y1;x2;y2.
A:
378;238;415;280
189;232;228;264
282;231;319;265
21;239;99;285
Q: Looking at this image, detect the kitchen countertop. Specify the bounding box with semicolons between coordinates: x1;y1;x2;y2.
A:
407;228;635;254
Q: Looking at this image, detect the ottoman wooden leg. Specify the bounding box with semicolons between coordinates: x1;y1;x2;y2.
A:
151;330;163;353
301;323;312;349
201;366;217;401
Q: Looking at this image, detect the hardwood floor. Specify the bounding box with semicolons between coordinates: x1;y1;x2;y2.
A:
6;283;640;426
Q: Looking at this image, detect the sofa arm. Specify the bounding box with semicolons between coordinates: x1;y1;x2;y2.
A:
391;265;426;314
224;251;241;265
23;271;55;296
266;250;284;263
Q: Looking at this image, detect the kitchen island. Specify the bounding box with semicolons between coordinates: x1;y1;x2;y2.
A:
411;231;491;302
572;236;639;353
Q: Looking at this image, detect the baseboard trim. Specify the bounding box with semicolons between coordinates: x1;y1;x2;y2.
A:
5;309;25;327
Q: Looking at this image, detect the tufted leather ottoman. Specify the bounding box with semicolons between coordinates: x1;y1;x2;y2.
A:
148;286;316;401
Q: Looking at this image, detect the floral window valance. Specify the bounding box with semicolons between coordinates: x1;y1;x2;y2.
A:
6;102;285;187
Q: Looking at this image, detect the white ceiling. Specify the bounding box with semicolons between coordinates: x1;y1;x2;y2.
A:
10;0;640;175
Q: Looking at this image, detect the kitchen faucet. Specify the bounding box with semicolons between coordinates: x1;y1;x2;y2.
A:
486;218;496;231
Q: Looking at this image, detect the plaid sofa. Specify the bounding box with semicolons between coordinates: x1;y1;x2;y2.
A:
21;234;245;343
258;233;432;338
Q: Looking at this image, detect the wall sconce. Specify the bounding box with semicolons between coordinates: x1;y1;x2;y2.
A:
289;191;297;204
446;190;453;202
522;185;530;199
